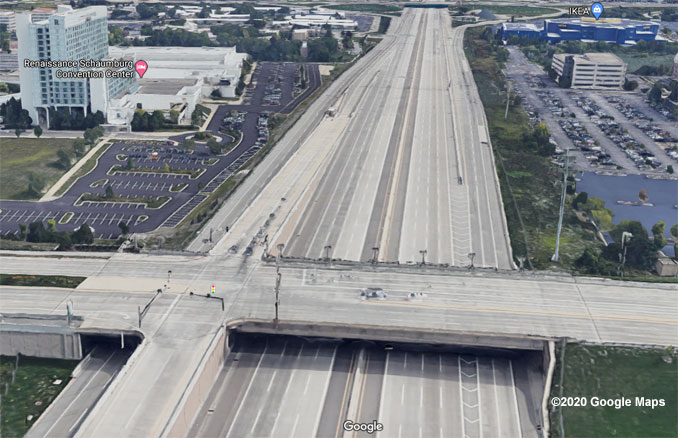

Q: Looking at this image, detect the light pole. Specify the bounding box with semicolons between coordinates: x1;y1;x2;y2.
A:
618;232;633;277
274;243;284;326
167;270;172;285
371;247;379;264
552;149;570;262
517;256;526;272
468;252;476;270
419;249;427;265
324;245;332;262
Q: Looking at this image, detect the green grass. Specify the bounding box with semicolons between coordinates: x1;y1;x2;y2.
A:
617;53;675;74
0;138;79;200
0;240;59;251
551;344;678;438
465;27;602;270
484;5;559;17
170;183;188;192
0;355;78;438
0;273;86;288
54;142;113;198
326;4;401;13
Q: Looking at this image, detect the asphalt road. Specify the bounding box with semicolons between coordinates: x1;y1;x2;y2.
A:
26;345;132;438
198;9;514;269
189;334;543;437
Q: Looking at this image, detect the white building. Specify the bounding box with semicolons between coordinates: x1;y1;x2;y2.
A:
0;11;16;33
16;5;136;127
105;46;247;126
552;53;626;89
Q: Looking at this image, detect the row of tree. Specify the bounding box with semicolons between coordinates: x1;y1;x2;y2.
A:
14;221;95;249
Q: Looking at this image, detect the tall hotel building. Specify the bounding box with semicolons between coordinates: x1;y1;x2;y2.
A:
16;5;135;127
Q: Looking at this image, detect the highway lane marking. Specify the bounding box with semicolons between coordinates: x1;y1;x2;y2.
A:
491;359;501;438
312;345;337;438
362;299;678;325
509;360;523;438
225;342;268;438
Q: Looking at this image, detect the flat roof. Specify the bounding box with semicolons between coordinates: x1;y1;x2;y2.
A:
137;78;197;95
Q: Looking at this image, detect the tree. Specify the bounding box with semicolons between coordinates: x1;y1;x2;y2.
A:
33;126;42;138
0;97;33;129
533;122;554;156
18;223;27;240
126;157;134;170
207;137;221;155
56;149;73;169
15;128;22;138
27;222;48;243
591;209;613;232
652;221;667;250
669;81;678;102
164;162;170;172
572;192;588;210
671;223;678;260
648;84;663;103
105;184;115;199
73;138;87;157
623;79;638;91
182;138;195;150
72;223;94;244
668;165;674;175
118;221;130;235
84;126;105;145
606;220;658;271
27;173;45;196
169;109;180;124
638;189;649;202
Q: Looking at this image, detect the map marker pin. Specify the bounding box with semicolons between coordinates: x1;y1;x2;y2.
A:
591;3;603;20
135;60;148;78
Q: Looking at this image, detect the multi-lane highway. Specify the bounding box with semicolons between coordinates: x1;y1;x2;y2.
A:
192;9;513;270
188;334;543;437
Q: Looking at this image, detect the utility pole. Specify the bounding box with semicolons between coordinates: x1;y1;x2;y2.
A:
274;243;284;327
371;247;379;264
552;149;570;262
504;82;512;119
419;249;427;265
468;252;476;270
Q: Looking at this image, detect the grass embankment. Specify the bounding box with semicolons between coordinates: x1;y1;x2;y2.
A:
464;27;601;269
54;142;113;197
0;273;86;288
484;5;559;17
0;355;77;437
0;138;78;200
550;344;678;437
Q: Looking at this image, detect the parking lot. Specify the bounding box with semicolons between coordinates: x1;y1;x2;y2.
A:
505;47;677;174
0;63;323;241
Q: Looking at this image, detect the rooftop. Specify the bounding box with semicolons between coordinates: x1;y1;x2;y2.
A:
137;78;198;95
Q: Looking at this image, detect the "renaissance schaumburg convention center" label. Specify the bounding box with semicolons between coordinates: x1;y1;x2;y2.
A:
23;58;135;79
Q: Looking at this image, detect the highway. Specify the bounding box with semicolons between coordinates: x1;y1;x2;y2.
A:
189;334;544;437
191;9;513;270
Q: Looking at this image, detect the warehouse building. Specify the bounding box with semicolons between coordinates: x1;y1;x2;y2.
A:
500;18;660;44
551;52;627;89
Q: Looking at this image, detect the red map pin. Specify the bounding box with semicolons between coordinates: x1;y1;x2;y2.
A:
135;60;148;78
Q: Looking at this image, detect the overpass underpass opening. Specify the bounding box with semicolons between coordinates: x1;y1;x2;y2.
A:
189;332;547;437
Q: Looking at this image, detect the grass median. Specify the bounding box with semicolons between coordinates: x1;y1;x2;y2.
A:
0;273;86;288
53;142;113;198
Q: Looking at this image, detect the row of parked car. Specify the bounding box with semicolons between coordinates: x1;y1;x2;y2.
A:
570;93;662;171
605;96;678;163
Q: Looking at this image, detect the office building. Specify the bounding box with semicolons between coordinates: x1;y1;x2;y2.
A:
0;11;16;33
500;18;660;44
16;5;136;127
552;52;626;89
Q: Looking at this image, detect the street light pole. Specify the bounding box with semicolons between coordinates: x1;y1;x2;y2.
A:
274;243;284;327
324;245;332;262
167;270;172;285
419;249;427;265
619;232;633;277
552;149;570;262
468;252;476;270
371;247;379;264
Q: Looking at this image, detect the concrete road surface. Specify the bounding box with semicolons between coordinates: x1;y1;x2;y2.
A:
191;10;513;270
189;334;544;437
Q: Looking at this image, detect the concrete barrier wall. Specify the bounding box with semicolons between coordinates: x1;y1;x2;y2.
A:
226;319;550;351
0;328;82;360
163;326;226;438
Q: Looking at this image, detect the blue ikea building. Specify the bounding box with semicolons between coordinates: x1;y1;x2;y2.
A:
500;18;660;44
